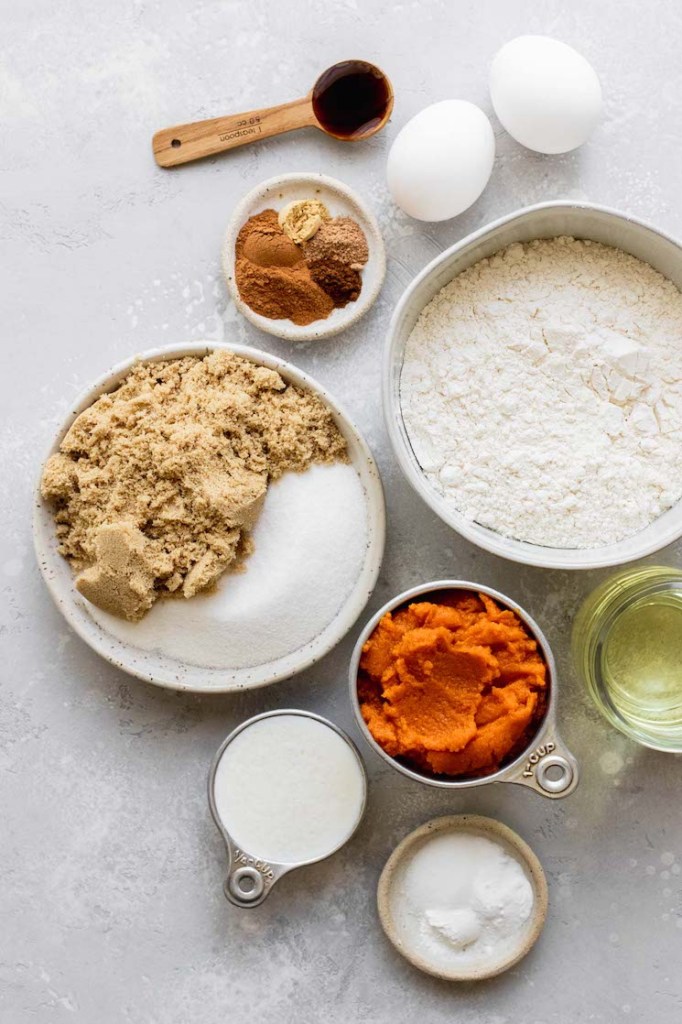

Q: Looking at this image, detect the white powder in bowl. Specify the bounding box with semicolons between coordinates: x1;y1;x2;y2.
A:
389;831;535;973
87;462;368;669
400;237;682;548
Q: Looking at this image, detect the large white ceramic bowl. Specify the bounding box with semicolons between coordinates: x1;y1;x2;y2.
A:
34;342;385;692
384;201;682;570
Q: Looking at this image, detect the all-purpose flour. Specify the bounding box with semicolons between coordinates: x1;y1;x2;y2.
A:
401;237;682;548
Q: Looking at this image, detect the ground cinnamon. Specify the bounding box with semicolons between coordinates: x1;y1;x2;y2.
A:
235;210;333;325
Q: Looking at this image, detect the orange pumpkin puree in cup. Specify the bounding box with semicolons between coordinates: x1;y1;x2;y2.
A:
358;592;547;777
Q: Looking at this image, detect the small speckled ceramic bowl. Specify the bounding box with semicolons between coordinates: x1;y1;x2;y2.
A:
33;341;385;693
222;172;386;341
378;815;548;981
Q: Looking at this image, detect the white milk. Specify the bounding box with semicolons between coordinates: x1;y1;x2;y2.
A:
212;714;366;865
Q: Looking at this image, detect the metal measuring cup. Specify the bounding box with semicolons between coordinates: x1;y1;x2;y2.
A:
208;709;368;908
349;580;579;798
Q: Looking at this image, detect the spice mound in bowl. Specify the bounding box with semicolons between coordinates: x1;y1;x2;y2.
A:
358;590;547;778
40;350;347;622
235;200;369;326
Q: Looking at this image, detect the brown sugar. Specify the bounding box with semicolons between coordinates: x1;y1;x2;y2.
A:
41;351;347;621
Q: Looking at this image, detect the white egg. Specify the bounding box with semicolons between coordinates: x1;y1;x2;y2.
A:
387;100;495;221
490;35;602;154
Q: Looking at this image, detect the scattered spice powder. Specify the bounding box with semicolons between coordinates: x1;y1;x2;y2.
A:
41;351;347;622
358;591;547;777
234;203;370;326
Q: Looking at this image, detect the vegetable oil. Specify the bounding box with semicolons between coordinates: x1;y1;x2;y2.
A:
572;566;682;750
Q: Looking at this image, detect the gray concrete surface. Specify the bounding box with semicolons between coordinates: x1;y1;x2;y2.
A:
2;1;682;1020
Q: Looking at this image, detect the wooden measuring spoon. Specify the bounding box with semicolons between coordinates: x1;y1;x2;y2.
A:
153;60;393;168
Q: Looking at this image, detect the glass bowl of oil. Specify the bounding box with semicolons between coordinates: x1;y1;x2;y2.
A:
572;566;682;751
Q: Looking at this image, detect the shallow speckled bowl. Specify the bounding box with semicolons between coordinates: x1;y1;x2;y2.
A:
33;341;385;693
377;815;548;981
385;201;682;569
222;172;386;341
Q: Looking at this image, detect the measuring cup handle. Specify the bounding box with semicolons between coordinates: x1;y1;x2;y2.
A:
506;730;580;798
223;847;284;908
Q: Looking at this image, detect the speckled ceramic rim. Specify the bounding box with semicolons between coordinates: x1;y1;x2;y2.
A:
377;814;548;981
384;200;682;569
349;579;579;797
208;708;368;907
33;341;386;693
222;172;386;341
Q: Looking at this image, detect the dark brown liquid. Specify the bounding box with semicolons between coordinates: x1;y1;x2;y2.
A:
312;61;392;139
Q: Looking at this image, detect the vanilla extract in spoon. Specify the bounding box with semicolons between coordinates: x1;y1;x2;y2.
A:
153;60;393;168
312;60;393;139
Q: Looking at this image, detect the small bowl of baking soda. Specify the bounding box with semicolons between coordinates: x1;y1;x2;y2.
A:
223;172;386;342
378;815;548;981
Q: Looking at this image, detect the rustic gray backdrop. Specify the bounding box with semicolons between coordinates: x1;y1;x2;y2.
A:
2;0;681;1020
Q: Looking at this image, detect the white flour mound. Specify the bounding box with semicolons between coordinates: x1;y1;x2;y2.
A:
401;237;682;548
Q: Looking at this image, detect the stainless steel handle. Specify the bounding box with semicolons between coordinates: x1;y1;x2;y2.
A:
505;729;579;798
223;845;287;909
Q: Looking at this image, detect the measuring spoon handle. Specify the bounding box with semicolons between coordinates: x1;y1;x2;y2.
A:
152;96;317;168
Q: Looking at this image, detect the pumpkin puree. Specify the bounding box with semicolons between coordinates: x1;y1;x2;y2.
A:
358;592;547;777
